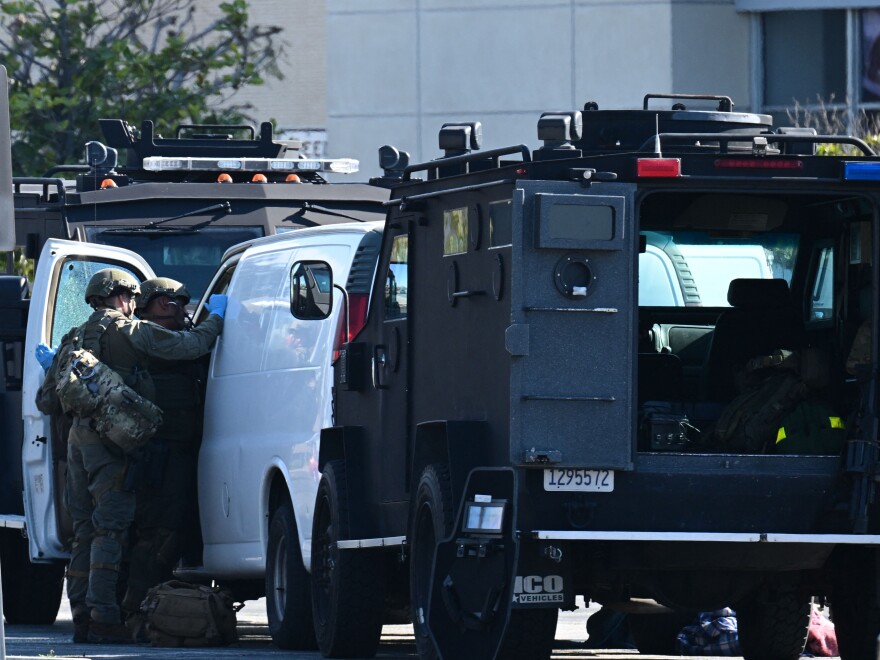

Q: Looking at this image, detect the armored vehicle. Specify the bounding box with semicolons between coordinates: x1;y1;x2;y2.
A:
303;94;880;659
1;114;391;623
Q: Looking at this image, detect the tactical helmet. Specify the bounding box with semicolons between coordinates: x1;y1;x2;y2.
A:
84;268;141;303
135;277;192;311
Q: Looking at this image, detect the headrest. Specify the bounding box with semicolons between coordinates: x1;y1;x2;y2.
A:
727;278;791;308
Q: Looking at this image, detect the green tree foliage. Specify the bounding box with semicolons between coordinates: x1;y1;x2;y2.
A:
0;0;284;175
0;248;34;280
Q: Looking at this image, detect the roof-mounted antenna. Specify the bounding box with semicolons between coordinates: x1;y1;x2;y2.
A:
654;114;662;158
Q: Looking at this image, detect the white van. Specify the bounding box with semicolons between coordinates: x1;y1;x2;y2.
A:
21;222;384;649
639;235;775;307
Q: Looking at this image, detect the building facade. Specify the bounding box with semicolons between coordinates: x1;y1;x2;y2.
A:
322;1;880;179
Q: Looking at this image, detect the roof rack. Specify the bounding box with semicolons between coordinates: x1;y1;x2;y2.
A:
635;132;875;156
404;145;531;181
99;119;294;162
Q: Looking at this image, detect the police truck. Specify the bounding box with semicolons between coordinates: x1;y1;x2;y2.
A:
299;94;880;660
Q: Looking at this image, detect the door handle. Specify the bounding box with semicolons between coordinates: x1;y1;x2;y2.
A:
372;345;388;389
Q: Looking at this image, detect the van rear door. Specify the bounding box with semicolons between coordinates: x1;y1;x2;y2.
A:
22;239;154;561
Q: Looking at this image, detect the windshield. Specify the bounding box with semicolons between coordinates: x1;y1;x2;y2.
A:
639;231;798;307
85;226;263;300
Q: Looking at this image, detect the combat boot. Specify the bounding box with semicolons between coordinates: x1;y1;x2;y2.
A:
72;612;90;643
87;620;135;644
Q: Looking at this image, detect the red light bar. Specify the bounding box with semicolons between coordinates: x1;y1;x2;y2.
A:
637;158;681;178
715;158;804;170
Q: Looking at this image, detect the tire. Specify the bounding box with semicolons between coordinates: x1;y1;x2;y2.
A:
496;608;559;660
310;460;385;658
832;547;880;660
265;500;317;650
409;464;454;660
629;610;692;655
0;533;64;624
737;585;810;660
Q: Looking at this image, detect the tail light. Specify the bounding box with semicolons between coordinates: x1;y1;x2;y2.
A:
636;158;681;178
333;292;369;362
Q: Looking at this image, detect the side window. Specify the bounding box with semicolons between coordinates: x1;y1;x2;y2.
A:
489;201;512;248
196;263;236;325
810;245;834;322
443;208;468;255
51;259;141;347
385;234;408;320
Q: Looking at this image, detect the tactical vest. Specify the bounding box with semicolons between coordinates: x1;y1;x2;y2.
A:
149;357;204;443
91;309;156;403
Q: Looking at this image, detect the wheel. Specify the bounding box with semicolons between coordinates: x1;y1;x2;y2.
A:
310;460;385;658
409;464;454;659
266;500;317;649
737;585;810;660
832;546;880;660
496;608;559;660
629;610;692;655
0;533;64;624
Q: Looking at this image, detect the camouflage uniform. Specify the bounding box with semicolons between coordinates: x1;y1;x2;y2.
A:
62;308;222;626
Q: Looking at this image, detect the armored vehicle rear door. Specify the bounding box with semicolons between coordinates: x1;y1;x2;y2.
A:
21;239;154;561
511;181;636;470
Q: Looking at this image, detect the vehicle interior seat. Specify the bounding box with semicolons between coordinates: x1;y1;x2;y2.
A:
703;278;804;400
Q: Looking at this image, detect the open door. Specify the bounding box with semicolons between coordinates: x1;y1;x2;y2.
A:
21;239;154;561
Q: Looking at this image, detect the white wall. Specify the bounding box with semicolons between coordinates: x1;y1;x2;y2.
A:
326;0;748;179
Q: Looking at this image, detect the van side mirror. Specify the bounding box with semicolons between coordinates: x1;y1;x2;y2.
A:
290;261;333;319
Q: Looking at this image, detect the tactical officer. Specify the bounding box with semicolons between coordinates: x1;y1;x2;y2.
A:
43;268;227;644
122;277;206;638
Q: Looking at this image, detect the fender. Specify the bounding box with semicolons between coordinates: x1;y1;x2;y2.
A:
413;420;491;509
429;467;518;659
318;426;371;539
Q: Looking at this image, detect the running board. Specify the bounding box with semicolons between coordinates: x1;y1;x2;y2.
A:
532;530;880;544
336;536;406;549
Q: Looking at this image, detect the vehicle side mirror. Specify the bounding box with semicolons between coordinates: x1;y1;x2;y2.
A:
290;260;333;319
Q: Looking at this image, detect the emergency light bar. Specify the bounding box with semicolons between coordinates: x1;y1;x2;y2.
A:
843;162;880;181
142;156;359;175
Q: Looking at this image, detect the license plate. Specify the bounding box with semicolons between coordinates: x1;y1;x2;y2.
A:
543;468;614;492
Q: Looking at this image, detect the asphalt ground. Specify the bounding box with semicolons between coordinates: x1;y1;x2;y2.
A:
1;591;841;660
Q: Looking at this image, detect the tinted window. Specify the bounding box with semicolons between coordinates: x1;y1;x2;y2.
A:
638;231;798;308
443;208;468;255
86;226;263;300
810;246;834;322
490;201;512;247
548;204;614;241
386;234;408;319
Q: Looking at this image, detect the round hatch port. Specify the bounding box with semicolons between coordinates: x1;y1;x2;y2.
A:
554;255;594;298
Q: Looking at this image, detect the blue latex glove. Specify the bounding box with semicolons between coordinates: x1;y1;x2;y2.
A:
35;343;56;371
205;294;228;319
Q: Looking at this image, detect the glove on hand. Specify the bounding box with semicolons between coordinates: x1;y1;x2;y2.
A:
35;343;56;371
205;294;228;319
